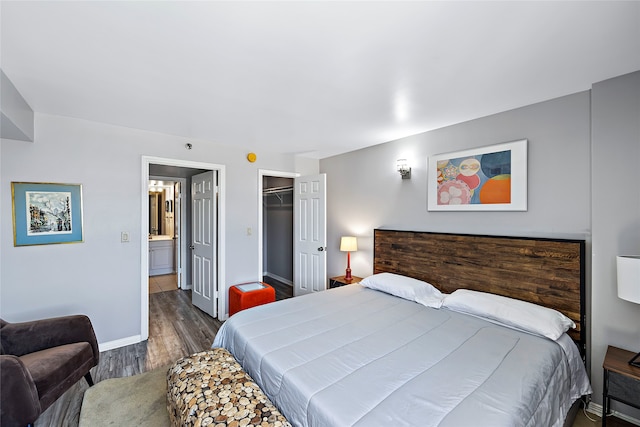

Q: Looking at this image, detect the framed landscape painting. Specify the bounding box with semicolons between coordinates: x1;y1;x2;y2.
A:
427;139;528;211
12;182;84;246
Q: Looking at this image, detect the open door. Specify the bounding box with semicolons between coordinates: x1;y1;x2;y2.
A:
293;173;327;296
191;171;217;317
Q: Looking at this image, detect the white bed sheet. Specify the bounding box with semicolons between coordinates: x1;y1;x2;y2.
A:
213;285;591;427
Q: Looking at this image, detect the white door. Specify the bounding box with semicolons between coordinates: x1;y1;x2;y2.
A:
191;171;217;317
293;174;327;296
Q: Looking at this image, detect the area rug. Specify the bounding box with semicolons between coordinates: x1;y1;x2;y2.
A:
79;367;170;427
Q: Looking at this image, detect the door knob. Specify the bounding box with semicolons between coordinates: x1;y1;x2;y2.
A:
317;247;326;252
189;244;195;250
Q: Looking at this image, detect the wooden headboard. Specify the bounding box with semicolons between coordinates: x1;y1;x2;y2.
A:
373;229;586;353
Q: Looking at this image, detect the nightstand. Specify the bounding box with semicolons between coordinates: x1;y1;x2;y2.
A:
602;345;640;426
329;275;363;289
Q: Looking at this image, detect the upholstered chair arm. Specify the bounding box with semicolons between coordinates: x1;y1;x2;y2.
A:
0;355;41;427
0;315;99;363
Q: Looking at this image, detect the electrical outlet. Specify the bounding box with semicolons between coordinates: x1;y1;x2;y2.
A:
121;231;130;243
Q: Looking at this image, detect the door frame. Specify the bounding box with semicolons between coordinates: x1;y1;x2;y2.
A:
257;169;299;283
141;156;226;340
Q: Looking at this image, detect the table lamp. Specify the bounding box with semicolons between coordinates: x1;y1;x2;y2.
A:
340;236;358;282
617;255;640;367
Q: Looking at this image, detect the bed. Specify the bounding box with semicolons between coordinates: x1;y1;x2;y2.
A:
213;230;592;427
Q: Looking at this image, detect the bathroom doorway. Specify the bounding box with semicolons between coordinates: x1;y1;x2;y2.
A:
140;156;226;341
148;176;183;294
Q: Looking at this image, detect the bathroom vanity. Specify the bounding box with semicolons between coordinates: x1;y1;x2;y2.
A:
149;236;175;276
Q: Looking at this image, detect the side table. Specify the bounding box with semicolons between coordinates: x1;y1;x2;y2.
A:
329;275;363;289
602;345;640;426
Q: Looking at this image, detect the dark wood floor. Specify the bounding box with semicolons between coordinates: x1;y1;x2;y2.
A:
34;289;223;427
262;275;293;301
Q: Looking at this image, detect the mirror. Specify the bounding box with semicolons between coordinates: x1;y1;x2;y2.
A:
149;180;175;236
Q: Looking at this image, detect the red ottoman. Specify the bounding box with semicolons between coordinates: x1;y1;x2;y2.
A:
229;282;275;316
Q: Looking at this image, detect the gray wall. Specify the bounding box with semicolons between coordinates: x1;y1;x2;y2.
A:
320;71;640;419
322;91;591;276
1;113;318;345
591;71;640;418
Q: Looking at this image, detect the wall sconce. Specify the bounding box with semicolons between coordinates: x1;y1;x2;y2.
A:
396;159;411;179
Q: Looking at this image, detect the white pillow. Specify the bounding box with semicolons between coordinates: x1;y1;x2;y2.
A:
442;289;575;340
360;272;444;307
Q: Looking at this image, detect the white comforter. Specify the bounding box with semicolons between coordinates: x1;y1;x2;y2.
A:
213;285;591;427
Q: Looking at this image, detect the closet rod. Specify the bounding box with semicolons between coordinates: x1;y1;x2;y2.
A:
263;186;293;195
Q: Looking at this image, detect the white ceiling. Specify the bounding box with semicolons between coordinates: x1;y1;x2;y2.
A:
1;1;639;159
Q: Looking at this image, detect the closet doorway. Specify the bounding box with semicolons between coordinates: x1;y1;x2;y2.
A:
259;170;297;301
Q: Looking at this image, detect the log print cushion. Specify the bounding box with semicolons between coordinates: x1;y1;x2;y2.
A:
167;348;291;427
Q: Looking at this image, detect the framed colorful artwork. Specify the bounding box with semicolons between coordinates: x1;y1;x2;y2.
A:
427;139;528;211
11;182;84;246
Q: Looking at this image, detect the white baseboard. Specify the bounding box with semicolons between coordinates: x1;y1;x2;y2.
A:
181;282;193;290
98;335;142;352
263;272;293;286
587;401;640;425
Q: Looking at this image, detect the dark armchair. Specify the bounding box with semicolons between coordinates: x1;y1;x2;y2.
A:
0;315;99;427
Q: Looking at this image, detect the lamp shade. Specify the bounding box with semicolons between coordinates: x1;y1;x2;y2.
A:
617;255;640;304
340;236;357;252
